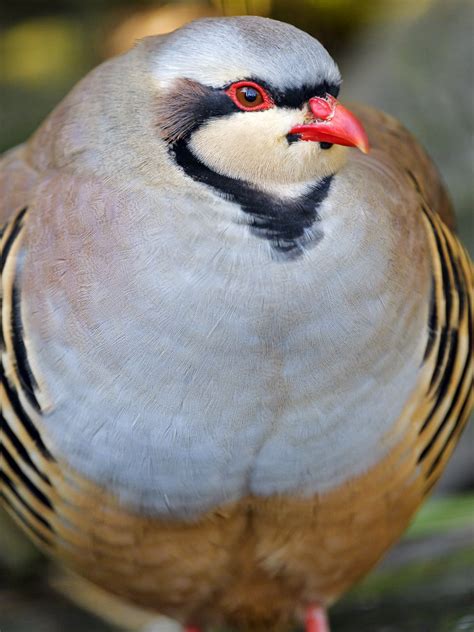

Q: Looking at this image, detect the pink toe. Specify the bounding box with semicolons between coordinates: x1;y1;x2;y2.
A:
305;605;330;632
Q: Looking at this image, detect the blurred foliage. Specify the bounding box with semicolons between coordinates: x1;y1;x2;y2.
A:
406;494;474;539
1;17;86;86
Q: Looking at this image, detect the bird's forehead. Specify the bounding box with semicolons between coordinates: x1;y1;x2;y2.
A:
149;16;340;91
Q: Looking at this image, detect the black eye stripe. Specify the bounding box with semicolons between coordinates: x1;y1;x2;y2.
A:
275;81;340;108
223;78;340;109
160;77;341;145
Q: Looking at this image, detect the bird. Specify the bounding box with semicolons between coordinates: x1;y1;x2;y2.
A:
0;15;472;632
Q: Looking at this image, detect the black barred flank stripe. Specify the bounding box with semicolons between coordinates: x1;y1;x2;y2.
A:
0;470;53;532
424;209;453;394
444;238;466;317
405;169;422;195
420;204;460;435
0;443;53;510
1;208;56;538
0;411;5;489
0;489;52;546
422;327;450;431
432;328;459;414
1;207;28;272
418;331;449;434
2;415;51;485
425;263;473;473
1;373;52;459
11;282;41;412
423;279;438;362
426;382;473;478
418;203;473;481
0;262;5;351
417;330;465;464
1;206;42;412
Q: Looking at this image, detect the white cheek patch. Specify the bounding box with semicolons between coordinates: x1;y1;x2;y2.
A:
188;108;347;187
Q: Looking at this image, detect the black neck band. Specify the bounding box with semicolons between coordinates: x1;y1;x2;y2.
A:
171;139;332;259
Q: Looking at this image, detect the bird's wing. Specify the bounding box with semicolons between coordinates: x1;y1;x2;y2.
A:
354;105;473;496
407;201;472;496
1;198;146;563
353;104;456;229
1;190;58;550
0;147;94;555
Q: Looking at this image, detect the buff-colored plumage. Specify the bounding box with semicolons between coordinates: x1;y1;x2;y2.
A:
1;16;472;632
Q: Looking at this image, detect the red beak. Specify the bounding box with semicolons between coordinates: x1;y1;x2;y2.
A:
289;95;369;154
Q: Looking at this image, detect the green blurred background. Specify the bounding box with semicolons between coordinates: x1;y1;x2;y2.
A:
0;1;473;631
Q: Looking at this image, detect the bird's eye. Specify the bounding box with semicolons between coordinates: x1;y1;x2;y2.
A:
237;86;262;106
225;81;273;111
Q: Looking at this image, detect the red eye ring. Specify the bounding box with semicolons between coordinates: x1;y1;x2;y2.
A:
225;81;274;112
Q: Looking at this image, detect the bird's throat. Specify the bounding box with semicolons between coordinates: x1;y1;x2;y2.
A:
171;139;333;259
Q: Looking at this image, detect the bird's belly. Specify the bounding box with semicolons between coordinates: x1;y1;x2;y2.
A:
48;427;424;630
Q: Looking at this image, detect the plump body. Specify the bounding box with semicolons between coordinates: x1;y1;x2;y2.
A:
1;17;472;631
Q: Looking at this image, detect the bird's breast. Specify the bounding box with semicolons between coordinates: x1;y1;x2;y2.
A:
28;248;428;518
22;171;431;518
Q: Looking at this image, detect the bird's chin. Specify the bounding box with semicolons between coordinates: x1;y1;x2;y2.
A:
283;138;348;183
187;135;347;190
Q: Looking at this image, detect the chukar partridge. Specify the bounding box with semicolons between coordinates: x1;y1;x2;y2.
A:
0;16;472;632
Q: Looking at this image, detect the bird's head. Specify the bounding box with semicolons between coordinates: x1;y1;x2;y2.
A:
33;16;371;257
152;16;369;189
